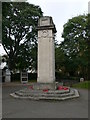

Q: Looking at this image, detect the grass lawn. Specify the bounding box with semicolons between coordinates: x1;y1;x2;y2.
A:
72;81;90;89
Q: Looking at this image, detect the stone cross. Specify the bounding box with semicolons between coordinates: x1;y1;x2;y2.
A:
37;16;56;84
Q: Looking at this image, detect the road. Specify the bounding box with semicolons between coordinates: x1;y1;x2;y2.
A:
0;83;2;119
2;83;89;118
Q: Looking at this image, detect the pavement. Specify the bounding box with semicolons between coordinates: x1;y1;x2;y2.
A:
0;83;2;120
1;82;89;118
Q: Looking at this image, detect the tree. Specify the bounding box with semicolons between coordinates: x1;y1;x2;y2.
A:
55;45;65;72
0;2;2;44
2;2;43;72
87;14;90;80
61;14;89;79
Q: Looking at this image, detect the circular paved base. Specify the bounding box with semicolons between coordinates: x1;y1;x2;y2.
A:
10;86;79;101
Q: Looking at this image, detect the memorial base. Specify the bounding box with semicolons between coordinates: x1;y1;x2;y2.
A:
10;82;79;101
33;83;56;90
27;82;63;90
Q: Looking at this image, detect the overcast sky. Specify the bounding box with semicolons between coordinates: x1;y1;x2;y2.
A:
0;0;89;55
27;0;89;43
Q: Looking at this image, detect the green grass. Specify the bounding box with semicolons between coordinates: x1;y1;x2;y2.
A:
72;81;90;89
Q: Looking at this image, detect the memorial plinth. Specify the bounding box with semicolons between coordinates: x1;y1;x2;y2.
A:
37;16;56;84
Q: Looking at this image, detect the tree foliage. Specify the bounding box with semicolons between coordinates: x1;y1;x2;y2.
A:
56;14;89;79
55;45;65;71
87;14;90;80
2;2;43;72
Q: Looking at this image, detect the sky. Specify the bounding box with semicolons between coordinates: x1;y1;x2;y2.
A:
0;0;89;55
27;0;89;43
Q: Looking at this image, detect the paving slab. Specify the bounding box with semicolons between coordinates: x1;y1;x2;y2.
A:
2;84;89;118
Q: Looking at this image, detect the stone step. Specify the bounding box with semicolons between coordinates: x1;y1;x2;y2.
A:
36;89;79;100
17;88;70;94
10;89;79;101
10;88;79;101
15;89;75;98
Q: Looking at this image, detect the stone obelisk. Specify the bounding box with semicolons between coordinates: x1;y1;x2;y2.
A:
37;16;56;85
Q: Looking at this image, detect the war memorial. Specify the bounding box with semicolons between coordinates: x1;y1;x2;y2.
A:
10;16;79;101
